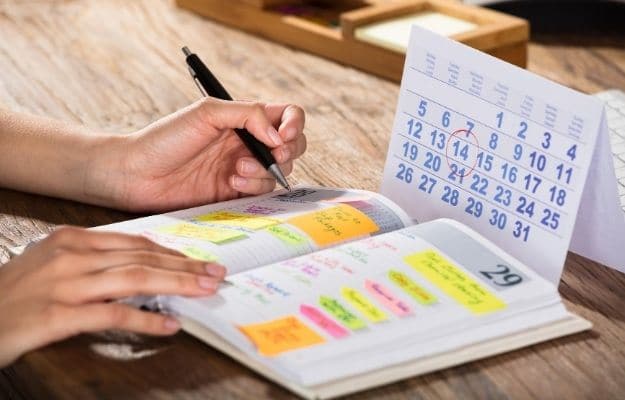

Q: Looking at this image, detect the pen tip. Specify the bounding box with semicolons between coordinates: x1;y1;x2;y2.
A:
182;46;192;57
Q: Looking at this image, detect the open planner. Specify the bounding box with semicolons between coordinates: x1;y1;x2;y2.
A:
94;186;590;399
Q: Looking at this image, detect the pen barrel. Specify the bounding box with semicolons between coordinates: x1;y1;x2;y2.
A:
235;128;276;168
186;54;232;100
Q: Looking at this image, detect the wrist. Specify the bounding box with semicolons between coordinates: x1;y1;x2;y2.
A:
82;133;130;210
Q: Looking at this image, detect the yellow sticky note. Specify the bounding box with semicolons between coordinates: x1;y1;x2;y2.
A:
287;204;379;246
266;225;308;246
195;211;280;230
341;287;387;322
239;316;325;356
158;223;245;244
404;250;506;315
181;246;218;262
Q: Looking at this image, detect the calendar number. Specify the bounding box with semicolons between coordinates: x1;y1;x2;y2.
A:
513;144;523;160
476;152;493;171
466;120;475;133
465;197;483;218
430;129;445;149
418;100;428;117
407;119;423;139
452;140;470;161
494;186;512;206
516;196;536;218
424;152;442;172
441;186;460;206
448;164;466;184
512;221;531;242
556;163;573;184
470;174;489;195
517;121;528;139
402;142;418;160
523;173;542;193
489;209;508;230
542;132;552;149
567;144;577;161
489;133;499;150
396;163;413;183
496;111;504;128
501;163;518;183
529;151;547;171
549;185;567;206
418;174;437;193
442;111;451;127
480;264;523;287
541;209;560;230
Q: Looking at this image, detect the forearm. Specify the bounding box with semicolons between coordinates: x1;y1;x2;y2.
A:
0;109;118;205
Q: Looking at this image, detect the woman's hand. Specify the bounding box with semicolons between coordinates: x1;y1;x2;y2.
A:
0;226;226;367
87;98;307;212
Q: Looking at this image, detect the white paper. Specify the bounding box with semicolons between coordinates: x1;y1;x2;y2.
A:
570;114;625;272
381;26;604;283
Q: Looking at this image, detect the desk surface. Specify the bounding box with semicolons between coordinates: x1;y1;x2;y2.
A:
1;1;624;399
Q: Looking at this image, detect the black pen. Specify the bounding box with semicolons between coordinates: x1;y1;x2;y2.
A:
182;46;291;191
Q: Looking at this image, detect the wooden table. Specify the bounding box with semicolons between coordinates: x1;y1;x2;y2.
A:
1;1;624;398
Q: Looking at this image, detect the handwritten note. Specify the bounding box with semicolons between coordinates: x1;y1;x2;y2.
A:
239;316;325;356
300;304;349;339
388;269;437;306
287;204;379;246
266;225;308;246
195;211;280;230
319;296;367;330
157;223;246;244
404;250;506;314
181;246;219;262
364;279;412;317
341;287;388;322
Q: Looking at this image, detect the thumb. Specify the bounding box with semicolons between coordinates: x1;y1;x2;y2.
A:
195;98;283;148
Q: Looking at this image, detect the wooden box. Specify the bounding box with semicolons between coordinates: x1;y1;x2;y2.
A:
175;0;529;81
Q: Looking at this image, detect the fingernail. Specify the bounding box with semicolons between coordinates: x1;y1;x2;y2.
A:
267;126;282;146
198;276;218;290
164;317;180;331
205;263;227;277
232;176;247;189
241;160;258;174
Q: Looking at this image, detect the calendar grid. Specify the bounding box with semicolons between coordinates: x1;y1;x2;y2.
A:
409;64;589;146
405;89;582;170
392;154;564;239
401;110;578;193
396;132;570;217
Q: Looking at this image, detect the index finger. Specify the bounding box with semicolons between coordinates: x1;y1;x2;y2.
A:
45;226;182;256
265;104;305;142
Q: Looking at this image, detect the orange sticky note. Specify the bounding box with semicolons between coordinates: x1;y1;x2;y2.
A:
287;204;379;246
238;316;325;356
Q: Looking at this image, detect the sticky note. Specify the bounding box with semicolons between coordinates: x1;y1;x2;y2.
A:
287;204;379;246
266;225;308;246
300;304;349;339
195;211;280;230
364;279;412;317
340;287;387;322
319;296;366;330
404;250;506;314
181;246;218;262
388;269;437;306
158;223;245;244
239;316;325;356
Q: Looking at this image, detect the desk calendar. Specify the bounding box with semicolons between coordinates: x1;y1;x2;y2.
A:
381;27;624;283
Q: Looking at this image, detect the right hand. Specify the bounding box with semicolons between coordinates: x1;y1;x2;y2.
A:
0;226;226;367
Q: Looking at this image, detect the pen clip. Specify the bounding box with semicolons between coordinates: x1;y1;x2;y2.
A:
186;66;208;98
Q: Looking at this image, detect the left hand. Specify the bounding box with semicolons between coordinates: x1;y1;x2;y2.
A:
87;98;306;212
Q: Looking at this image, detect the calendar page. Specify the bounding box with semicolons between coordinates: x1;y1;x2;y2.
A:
381;27;604;283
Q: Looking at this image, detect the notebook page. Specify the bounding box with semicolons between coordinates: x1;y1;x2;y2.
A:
168;219;566;386
95;186;412;274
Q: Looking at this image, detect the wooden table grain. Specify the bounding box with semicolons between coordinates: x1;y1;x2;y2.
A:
1;1;624;399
